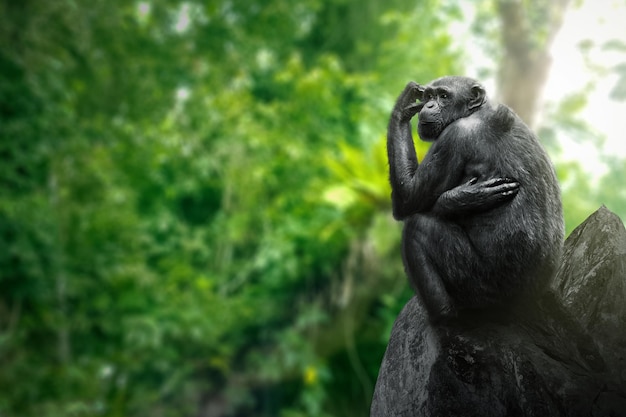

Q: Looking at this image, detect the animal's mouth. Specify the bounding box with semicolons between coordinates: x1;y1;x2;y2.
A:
418;116;439;124
419;119;439;126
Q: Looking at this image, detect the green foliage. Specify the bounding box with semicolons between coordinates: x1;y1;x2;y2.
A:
0;0;457;416
539;88;626;234
1;0;624;416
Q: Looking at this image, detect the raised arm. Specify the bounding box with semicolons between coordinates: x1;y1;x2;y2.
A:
386;82;426;219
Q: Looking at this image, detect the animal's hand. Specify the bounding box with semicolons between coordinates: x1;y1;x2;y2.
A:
466;177;519;205
392;81;425;122
434;177;519;217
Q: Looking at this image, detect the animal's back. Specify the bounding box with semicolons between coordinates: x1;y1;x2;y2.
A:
453;104;564;301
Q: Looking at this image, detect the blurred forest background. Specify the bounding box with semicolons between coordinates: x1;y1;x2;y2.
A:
1;0;625;416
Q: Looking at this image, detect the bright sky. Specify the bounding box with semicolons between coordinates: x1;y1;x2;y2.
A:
544;0;626;169
455;1;626;176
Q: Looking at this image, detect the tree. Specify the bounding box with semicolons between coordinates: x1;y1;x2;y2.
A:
496;0;572;127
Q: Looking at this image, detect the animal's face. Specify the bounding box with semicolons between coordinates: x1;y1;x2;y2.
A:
416;76;486;141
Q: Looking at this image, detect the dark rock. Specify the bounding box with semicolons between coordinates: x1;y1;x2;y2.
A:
371;207;626;417
552;206;626;387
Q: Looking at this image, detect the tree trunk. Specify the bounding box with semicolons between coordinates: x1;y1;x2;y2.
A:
496;0;571;128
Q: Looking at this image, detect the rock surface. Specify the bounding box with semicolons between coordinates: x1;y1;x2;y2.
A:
371;207;626;417
552;206;626;388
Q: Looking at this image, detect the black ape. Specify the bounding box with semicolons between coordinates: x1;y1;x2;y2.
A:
387;76;564;322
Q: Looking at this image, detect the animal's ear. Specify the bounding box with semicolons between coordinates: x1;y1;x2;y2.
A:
468;84;486;110
415;84;426;101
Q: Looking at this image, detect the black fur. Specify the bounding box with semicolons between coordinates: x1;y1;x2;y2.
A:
387;76;564;322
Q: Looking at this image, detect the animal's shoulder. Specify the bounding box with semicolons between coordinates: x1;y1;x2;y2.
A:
482;104;517;134
453;113;483;133
450;103;516;137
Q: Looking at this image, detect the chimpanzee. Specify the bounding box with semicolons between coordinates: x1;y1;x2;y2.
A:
387;76;564;322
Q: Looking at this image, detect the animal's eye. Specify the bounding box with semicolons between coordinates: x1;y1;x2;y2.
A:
440;93;448;99
428;94;435;100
